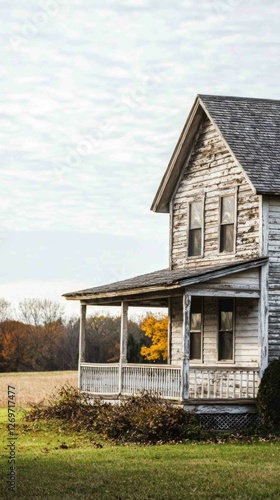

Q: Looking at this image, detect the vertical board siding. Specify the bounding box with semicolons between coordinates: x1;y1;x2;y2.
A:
268;198;280;361
171;117;260;269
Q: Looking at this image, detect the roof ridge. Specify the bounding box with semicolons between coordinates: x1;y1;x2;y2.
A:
198;94;280;103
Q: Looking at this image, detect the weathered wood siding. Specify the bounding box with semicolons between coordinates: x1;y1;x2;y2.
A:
268;197;280;361
170;295;259;367
171;116;260;269
208;269;260;288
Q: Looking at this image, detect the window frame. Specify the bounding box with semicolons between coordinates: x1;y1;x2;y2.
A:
218;192;237;254
189;297;203;363
217;298;235;363
187;197;205;259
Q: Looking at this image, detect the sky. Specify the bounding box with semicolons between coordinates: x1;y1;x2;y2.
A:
0;0;280;318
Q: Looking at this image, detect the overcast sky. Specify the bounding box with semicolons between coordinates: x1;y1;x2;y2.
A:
0;0;279;317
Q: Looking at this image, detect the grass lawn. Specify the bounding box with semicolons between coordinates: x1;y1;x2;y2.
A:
1;408;280;499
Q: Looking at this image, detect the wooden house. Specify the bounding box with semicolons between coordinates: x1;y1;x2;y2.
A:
64;95;280;428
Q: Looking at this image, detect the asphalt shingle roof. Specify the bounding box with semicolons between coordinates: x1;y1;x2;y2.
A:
199;95;280;195
63;258;266;298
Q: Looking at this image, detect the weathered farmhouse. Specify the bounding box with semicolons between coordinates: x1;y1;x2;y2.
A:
64;95;280;428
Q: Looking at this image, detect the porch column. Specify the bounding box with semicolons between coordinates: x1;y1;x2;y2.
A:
119;301;128;394
78;303;87;389
181;292;191;401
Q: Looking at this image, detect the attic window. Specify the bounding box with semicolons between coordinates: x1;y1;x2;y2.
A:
188;201;203;257
219;195;236;253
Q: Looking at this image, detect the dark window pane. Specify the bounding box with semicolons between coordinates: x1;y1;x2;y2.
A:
219;299;233;312
191;297;202;314
190;201;202;229
221;196;234;224
190;332;201;360
189;228;202;256
218;331;233;360
220;224;234;252
218;299;233;360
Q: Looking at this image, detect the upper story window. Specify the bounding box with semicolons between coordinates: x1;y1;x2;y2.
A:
188;201;203;257
219;195;236;253
218;298;234;361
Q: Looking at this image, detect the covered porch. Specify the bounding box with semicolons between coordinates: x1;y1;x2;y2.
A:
63;257;267;406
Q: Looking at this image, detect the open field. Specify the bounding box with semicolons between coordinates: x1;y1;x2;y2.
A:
1;409;280;499
0;371;77;407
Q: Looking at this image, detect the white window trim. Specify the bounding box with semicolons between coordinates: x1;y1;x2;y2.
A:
218;190;238;255
216;298;235;364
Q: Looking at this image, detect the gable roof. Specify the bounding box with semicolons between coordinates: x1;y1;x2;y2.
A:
152;94;280;213
63;257;267;304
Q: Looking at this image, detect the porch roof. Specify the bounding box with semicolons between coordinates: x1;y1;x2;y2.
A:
63;257;267;306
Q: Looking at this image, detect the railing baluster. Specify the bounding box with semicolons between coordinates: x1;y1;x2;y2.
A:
201;370;204;398
240;371;243;398
194;370;197;398
207;371;210;399
214;371;217;399
246;371;249;398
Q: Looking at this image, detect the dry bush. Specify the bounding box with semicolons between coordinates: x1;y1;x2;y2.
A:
0;371;77;407
27;386;202;444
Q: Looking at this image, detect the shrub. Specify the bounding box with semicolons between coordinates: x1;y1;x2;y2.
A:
26;386;201;443
257;358;280;430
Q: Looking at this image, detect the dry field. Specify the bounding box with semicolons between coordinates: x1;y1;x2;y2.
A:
0;370;77;407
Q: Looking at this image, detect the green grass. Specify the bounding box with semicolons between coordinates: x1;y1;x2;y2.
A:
1;409;280;499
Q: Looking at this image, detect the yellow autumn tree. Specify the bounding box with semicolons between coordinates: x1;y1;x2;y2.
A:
140;314;168;362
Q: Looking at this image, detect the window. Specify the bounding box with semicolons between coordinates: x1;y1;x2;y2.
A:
220;195;235;253
188;201;203;257
190;297;202;361
218;298;234;361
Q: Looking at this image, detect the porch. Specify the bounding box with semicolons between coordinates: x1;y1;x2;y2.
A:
63;258;267;407
80;362;259;401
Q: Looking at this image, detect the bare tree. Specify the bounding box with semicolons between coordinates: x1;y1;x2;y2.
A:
0;298;12;323
18;298;64;326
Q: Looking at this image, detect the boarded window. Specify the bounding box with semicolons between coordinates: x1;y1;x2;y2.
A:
220;196;235;253
218;299;234;361
188;201;203;257
190;297;202;360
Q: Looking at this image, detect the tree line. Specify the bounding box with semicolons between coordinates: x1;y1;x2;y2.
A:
0;298;168;372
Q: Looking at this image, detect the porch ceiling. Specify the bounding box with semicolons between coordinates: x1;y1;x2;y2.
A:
63;257;267;306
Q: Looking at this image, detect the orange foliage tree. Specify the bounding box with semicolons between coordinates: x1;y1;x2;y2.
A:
140;314;168;362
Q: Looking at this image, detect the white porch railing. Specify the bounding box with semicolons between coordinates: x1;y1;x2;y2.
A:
122;364;181;399
80;363;259;400
81;364;119;394
189;367;259;399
